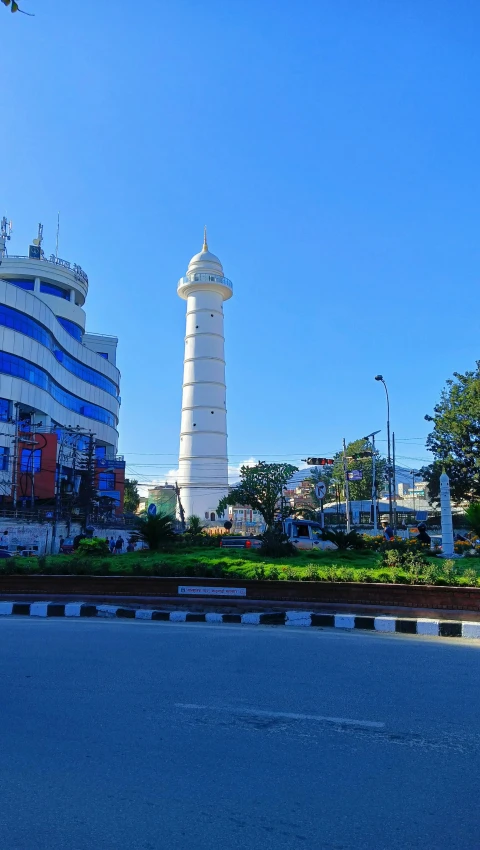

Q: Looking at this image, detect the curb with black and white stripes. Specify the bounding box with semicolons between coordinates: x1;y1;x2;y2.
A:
0;601;480;638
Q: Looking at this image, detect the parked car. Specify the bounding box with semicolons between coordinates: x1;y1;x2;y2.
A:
0;550;13;558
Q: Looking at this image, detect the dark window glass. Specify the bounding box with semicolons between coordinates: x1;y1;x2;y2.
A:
0;398;9;421
98;472;115;490
20;448;41;473
0;352;117;428
0;447;9;471
97;352;108;359
56;317;83;342
95;446;106;458
40;282;70;300
0;304;118;397
5;279;34;291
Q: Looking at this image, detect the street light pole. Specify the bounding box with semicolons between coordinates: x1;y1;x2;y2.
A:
343;437;351;533
375;375;393;526
410;470;419;515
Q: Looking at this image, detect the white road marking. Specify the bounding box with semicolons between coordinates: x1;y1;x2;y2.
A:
175;702;385;730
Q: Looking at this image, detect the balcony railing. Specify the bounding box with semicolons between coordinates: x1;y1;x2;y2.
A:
178;273;233;290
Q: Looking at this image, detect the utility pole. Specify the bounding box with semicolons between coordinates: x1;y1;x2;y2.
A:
30;419;36;508
11;405;19;511
392;431;397;532
175;481;186;532
364;430;381;535
343;438;351;533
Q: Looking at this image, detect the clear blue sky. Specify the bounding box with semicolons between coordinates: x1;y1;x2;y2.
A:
2;0;479;485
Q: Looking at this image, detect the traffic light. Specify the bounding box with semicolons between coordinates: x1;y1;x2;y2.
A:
349;451;372;459
303;457;334;466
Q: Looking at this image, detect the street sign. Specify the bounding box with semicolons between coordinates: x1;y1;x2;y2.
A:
315;482;327;499
178;586;247;597
147;503;157;516
347;469;363;481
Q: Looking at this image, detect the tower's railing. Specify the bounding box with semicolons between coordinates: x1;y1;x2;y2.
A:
178;273;233;291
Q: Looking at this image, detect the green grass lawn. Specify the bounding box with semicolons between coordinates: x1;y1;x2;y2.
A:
3;546;480;586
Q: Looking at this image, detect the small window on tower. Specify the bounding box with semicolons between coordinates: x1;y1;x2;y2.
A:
210;512;216;521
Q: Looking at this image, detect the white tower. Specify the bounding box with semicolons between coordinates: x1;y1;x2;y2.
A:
177;229;233;522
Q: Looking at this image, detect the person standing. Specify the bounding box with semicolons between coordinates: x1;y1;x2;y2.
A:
115;535;123;554
109;536;115;554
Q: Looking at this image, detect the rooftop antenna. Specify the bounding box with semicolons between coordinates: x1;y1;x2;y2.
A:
32;222;43;248
0;217;12;263
55;212;60;259
202;225;208;252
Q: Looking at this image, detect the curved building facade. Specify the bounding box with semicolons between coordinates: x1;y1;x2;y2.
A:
0;229;122;511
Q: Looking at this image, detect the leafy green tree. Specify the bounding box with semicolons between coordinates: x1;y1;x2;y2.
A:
124;479;140;513
421;363;480;503
217;461;298;529
136;513;176;551
1;0;33;14
186;515;205;534
331;438;386;502
300;466;334;510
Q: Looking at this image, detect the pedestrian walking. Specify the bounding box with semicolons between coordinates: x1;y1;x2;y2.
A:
115;535;123;554
109;536;115;554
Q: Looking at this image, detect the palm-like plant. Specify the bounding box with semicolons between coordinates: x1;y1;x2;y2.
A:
465;502;480;537
186;515;205;534
136;513;176;551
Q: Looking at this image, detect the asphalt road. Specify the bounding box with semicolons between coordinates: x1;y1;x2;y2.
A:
0;620;479;850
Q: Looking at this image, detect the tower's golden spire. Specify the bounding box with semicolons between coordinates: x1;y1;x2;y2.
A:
202;225;208;252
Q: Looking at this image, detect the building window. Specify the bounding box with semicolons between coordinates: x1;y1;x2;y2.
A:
210;512;216;521
0;351;117;428
40;281;70;300
20;448;41;473
0;304;119;396
0;398;9;422
5;279;34;291
56;317;83;342
0;447;9;471
98;472;115;490
95;446;106;459
97;352;108;359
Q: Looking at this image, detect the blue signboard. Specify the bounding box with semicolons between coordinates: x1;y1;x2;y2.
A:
147;503;157;516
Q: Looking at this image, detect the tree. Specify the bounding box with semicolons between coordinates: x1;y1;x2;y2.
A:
298;466;334;512
124;479;140;513
421;363;480;504
1;0;34;14
217;461;298;529
186;515;205;534
136;513;176;551
331;438;387;502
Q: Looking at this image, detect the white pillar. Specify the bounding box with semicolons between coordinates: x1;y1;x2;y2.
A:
440;471;455;557
177;233;233;522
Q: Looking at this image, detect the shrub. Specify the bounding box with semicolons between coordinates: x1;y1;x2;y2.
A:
76;537;110;557
321;530;366;551
260;530;297;557
136;513;176;551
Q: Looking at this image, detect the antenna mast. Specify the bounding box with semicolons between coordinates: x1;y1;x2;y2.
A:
0;217;12;264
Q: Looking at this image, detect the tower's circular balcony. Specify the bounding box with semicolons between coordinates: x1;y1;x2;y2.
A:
177;272;233;301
